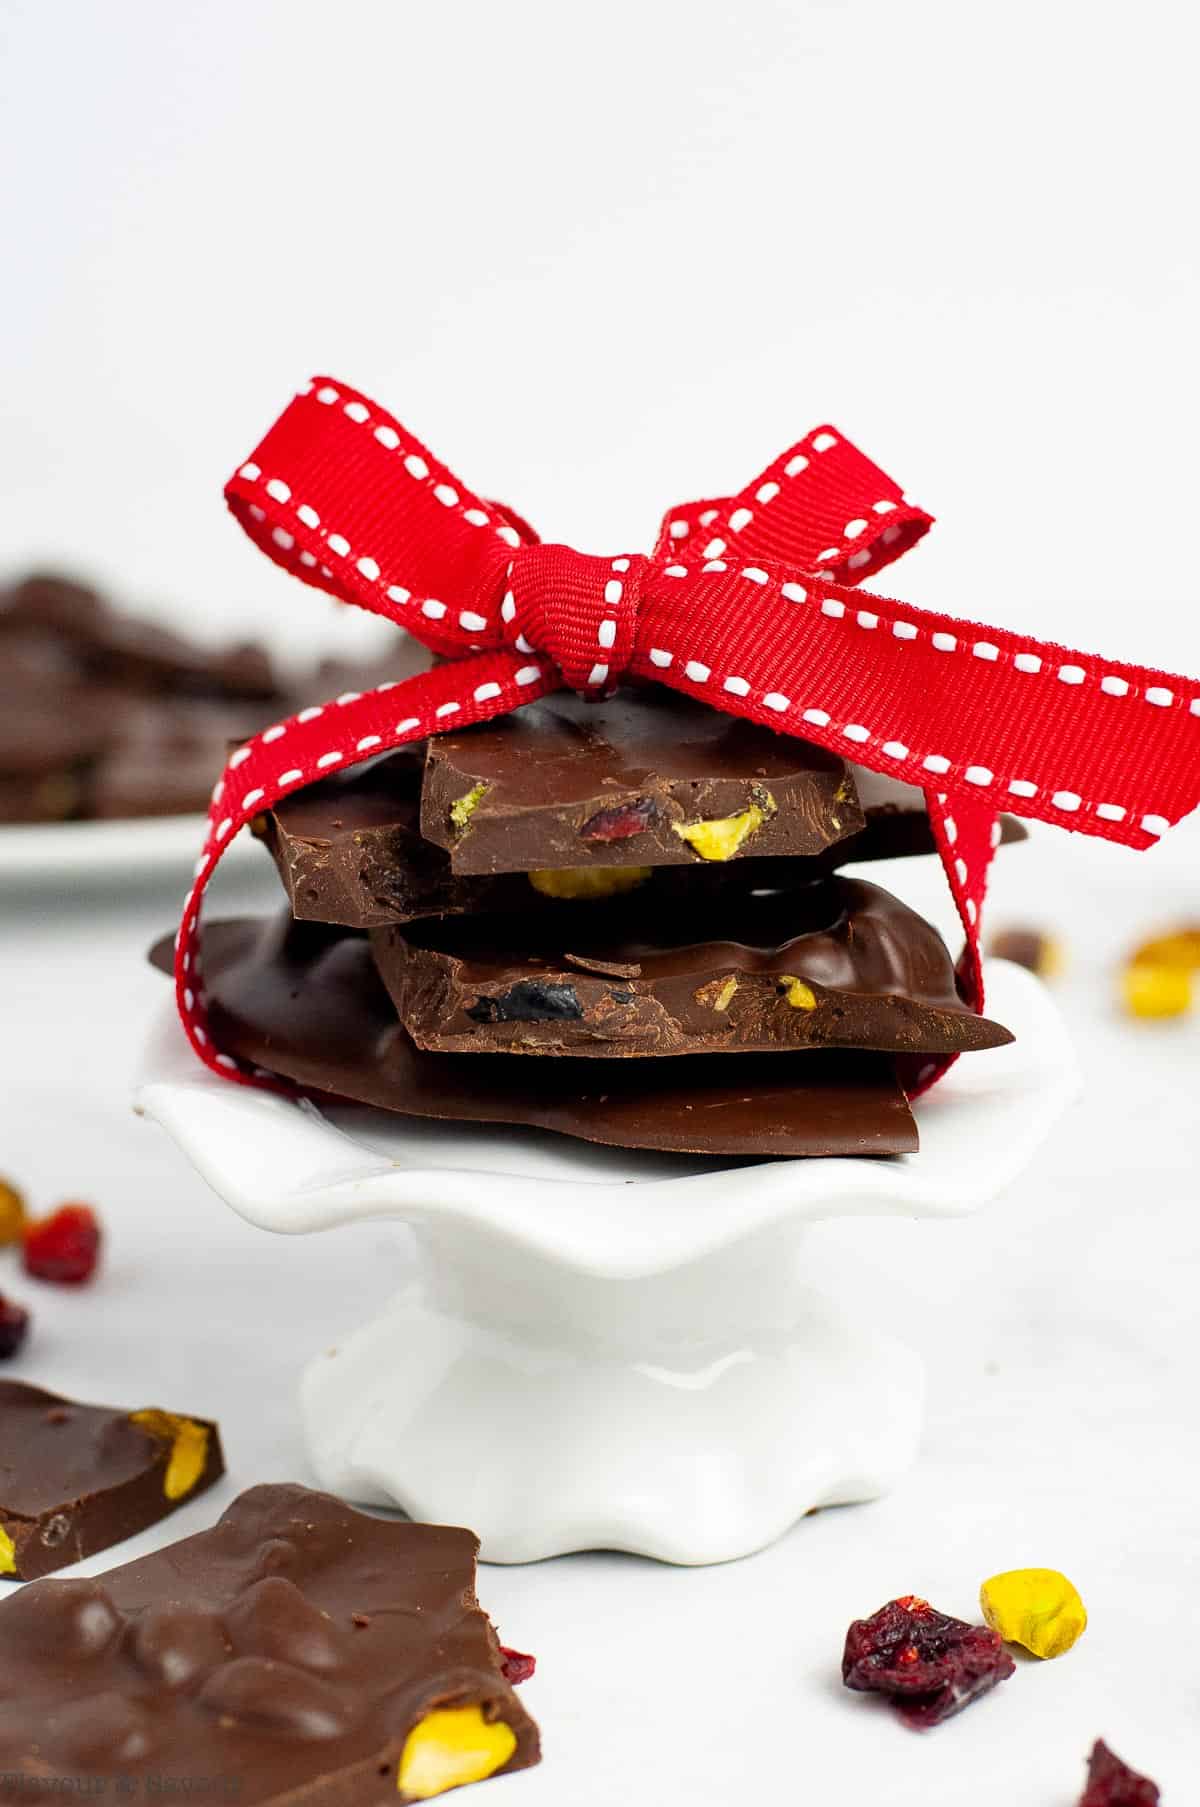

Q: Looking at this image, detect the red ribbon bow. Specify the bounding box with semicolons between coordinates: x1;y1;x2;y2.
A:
176;375;1200;1091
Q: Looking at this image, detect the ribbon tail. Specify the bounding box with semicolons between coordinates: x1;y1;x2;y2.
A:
174;651;561;1083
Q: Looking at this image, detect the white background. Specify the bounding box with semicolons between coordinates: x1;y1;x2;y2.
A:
1;3;1198;1804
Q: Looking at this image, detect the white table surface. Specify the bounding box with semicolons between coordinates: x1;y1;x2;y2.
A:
1;822;1196;1804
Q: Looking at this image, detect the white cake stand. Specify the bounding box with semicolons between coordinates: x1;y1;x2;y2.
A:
136;959;1076;1566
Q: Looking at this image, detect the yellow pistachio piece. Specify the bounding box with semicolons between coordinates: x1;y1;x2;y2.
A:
694;975;739;1012
1121;962;1192;1020
1130;926;1200;970
398;1705;517;1800
0;1177;27;1247
673;805;764;862
979;1568;1087;1659
130;1410;210;1501
777;976;817;1010
0;1526;16;1575
449;783;488;834
527;866;651;900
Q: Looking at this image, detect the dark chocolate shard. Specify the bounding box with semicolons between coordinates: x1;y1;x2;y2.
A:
370;878;1012;1058
0;1380;224;1581
0;1483;540;1803
420;685;864;873
148;916;920;1157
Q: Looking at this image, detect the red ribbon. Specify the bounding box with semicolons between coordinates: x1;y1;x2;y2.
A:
176;375;1200;1094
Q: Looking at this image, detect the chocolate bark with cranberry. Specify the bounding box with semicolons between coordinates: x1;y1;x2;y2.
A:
255;752;1022;929
148;915;920;1156
0;1483;540;1804
371;877;1012;1058
0;1380;224;1581
420;685;863;874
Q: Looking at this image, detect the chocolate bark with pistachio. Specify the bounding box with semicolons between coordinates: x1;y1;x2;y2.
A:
0;1380;224;1581
371;877;1013;1058
420;685;864;874
255;746;1026;930
0;1482;540;1805
148;915;920;1156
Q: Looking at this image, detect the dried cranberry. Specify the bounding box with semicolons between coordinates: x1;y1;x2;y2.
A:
1079;1741;1160;1806
579;798;659;842
500;1645;536;1685
0;1295;30;1359
22;1204;102;1286
842;1595;1015;1728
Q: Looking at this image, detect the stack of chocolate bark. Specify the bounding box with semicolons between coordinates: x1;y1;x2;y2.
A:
176;685;1019;1160
0;573;415;824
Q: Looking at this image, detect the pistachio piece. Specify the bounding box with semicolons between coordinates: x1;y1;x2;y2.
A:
0;1524;15;1575
1121;962;1192;1020
0;1178;27;1247
777;975;817;1010
979;1567;1087;1659
448;782;488;834
694;975;738;1012
527;866;651;900
130;1410;210;1501
398;1704;517;1799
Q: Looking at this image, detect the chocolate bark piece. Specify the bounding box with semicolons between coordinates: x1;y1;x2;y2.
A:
0;1380;224;1581
251;746;538;928
420;685;864;874
87;697;270;820
2;572;279;700
148;915;920;1157
0;1482;540;1804
371;876;1013;1058
252;754;829;929
255;752;1026;930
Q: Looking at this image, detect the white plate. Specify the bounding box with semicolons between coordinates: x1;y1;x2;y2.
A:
136;960;1078;1563
0;813;256;884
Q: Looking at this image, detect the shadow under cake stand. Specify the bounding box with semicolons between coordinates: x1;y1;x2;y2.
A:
136;959;1076;1566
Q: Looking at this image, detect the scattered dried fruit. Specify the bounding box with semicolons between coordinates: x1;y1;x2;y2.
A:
1121;961;1192;1020
579;797;660;842
0;1296;30;1360
499;1645;536;1685
0;1179;28;1247
980;1567;1087;1658
990;927;1064;979
527;866;651;900
22;1204;102;1286
842;1595;1015;1728
1078;1740;1160;1806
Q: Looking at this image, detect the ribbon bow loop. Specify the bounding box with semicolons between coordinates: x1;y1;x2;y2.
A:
174;374;1200;1099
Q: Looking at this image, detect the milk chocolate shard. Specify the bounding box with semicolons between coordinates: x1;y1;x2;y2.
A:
419;686;864;875
0;1380;224;1581
148;917;920;1157
370;878;1014;1058
0;1483;540;1804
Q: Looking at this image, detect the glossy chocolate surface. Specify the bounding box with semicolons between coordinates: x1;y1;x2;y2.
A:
371;877;1011;1058
0;1380;224;1581
0;1483;539;1803
420;685;863;873
149;916;920;1157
